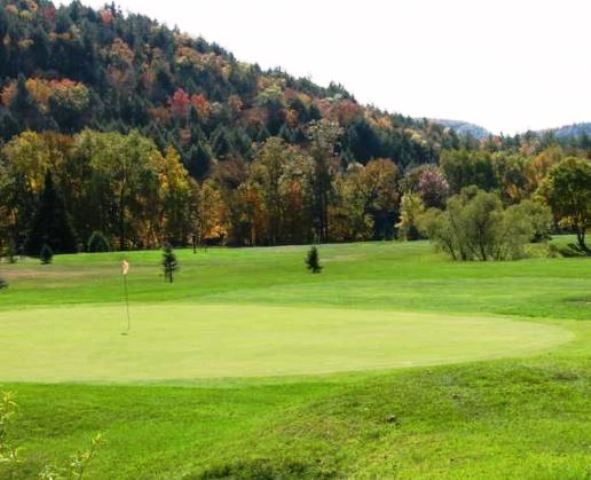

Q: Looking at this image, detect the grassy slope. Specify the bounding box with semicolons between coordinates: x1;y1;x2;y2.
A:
1;240;591;479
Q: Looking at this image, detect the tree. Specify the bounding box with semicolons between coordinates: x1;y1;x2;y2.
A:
539;157;591;252
417;166;449;208
25;172;78;257
351;159;400;239
307;120;343;242
440;150;498;193
155;146;192;245
305;246;322;273
397;193;425;241
87;231;110;252
162;243;178;283
510;200;553;243
40;243;53;265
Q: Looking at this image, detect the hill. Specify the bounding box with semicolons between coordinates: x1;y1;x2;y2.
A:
0;0;463;175
434;119;491;140
541;122;591;140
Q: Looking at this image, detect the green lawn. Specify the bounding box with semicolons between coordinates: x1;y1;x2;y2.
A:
0;305;571;383
1;240;591;479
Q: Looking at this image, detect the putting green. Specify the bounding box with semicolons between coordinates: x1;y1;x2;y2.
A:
0;304;572;383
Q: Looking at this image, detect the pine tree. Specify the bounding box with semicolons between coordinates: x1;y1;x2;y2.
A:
87;231;110;253
305;246;323;274
25;171;78;257
162;243;178;283
40;243;53;265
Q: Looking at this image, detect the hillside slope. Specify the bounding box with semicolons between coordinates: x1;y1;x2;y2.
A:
434;119;491;140
0;0;464;177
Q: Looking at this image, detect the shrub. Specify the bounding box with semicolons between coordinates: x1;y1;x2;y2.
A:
418;187;548;261
0;278;7;290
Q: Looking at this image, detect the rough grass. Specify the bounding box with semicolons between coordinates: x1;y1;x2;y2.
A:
1;238;591;478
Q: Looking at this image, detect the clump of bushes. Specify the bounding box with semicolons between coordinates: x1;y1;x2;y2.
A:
418;187;552;261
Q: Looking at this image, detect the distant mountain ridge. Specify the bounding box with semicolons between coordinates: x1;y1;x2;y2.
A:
540;122;591;139
436;119;591;141
432;119;491;140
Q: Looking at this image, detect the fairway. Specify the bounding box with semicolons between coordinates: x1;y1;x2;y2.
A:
0;304;572;383
2;242;591;479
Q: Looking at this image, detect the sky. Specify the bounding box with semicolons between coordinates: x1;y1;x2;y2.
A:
56;0;591;135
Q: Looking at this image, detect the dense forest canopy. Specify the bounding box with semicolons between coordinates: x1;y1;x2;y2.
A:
0;0;590;254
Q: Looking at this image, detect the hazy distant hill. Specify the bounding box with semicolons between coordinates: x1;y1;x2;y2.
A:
436;119;591;142
542;123;591;139
433;119;491;140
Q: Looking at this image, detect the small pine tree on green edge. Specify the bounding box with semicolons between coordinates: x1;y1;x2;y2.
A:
162;243;178;283
40;243;53;265
306;246;323;274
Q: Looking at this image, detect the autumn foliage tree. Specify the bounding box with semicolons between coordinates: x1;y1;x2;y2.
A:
539;157;591;252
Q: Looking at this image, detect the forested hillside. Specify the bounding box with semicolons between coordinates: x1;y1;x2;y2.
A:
1;0;591;255
0;0;460;168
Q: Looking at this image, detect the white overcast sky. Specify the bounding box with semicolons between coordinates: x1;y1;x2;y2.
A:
56;0;591;134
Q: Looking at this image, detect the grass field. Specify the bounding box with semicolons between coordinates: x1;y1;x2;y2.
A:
1;240;591;479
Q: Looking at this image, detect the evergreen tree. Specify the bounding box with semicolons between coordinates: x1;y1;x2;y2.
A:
162;243;178;283
87;231;110;253
25;172;78;257
40;243;53;265
187;143;212;180
305;246;323;274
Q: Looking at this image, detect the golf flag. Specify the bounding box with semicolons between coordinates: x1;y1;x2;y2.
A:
122;259;130;276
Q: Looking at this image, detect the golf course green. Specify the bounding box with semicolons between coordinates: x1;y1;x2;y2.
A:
0;305;571;382
1;240;590;479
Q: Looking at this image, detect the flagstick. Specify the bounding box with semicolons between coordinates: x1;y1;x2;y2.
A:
123;273;131;335
121;260;131;336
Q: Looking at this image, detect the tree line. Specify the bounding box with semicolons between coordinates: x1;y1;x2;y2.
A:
1;126;590;258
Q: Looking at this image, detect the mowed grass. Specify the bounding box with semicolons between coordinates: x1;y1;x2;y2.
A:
1;240;591;479
0;305;571;382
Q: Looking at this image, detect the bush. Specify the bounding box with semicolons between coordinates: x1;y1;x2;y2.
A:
0;278;7;290
87;231;110;253
418;187;550;261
